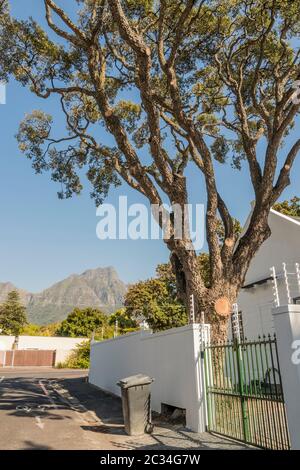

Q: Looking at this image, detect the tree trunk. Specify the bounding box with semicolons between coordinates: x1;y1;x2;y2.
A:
171;250;239;342
209;316;231;344
196;285;238;343
12;335;19;350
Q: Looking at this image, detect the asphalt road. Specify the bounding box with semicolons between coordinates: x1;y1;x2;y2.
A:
0;368;252;451
0;368;130;450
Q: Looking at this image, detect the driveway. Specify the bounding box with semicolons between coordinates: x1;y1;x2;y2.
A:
0;368;252;450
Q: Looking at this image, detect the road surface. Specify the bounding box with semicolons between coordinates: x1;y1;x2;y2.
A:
0;368;132;450
0;368;251;450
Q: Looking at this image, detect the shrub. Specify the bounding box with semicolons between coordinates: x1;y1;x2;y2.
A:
57;340;90;369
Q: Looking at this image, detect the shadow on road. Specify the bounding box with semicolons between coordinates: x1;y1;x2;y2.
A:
22;440;53;450
56;376;252;450
58;376;126;430
0;372;253;450
0;377;74;421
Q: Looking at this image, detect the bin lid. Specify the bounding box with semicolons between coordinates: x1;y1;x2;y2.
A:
117;373;154;389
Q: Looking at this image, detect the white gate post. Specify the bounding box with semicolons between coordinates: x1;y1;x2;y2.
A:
189;323;210;433
272;304;300;450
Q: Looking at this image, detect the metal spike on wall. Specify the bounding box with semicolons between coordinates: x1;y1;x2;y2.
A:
270;266;280;307
189;294;195;324
231;303;241;343
282;262;292;304
199;311;206;350
295;263;300;297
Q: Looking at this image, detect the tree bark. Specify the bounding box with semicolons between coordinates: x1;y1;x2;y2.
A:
171;245;240;342
197;284;238;343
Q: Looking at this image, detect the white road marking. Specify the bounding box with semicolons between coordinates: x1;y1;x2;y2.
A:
31;379;60;431
37;404;57;412
35;416;45;430
38;380;56;406
39;380;49;396
16;405;31;413
0;377;4;383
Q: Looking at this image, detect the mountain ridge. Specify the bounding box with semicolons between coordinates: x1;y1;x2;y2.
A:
0;266;127;325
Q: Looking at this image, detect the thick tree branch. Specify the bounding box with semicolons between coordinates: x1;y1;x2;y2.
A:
109;0;174;192
273;139;300;200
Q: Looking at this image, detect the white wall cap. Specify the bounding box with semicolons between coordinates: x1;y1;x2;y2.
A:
272;304;300;316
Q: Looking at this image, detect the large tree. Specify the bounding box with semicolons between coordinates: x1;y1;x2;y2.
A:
0;290;28;337
1;0;300;340
55;307;107;337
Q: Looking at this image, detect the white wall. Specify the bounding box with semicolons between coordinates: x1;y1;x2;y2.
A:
0;335;87;365
89;324;210;433
272;305;300;450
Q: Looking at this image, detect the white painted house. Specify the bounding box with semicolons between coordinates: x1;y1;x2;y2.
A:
237;208;300;339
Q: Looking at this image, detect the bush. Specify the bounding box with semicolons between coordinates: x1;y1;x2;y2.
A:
57;340;90;369
22;322;61;336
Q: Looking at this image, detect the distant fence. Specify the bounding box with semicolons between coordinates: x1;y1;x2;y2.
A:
0;335;88;366
0;349;56;367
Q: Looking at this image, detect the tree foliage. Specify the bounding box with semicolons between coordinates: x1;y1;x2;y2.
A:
55;307;107;338
216;218;242;245
22;322;62;336
108;308;138;333
0;290;28;336
0;0;9;82
125;265;188;331
273;196;300;217
1;1;300;339
58;340;91;369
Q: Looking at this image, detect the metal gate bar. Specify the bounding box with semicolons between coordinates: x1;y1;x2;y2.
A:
204;335;290;450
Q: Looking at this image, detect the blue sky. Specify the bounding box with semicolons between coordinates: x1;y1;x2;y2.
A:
0;0;299;293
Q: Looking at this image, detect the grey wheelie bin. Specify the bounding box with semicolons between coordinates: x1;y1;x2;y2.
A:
117;374;154;436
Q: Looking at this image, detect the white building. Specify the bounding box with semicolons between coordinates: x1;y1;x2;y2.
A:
237;208;300;339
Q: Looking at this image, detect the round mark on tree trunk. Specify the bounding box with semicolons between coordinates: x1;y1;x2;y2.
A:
214;297;231;317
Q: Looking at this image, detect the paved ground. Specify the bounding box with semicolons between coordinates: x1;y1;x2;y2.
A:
0;368;252;450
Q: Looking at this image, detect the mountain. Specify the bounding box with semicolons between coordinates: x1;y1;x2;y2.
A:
0;282;32;305
0;267;127;325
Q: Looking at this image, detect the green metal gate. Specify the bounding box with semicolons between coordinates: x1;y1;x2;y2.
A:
204;335;290;450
